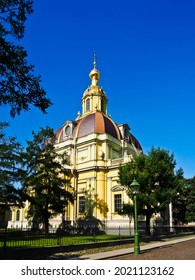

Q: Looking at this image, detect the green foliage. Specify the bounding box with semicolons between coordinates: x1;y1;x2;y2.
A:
172;173;195;224
22;127;74;232
76;216;104;235
0;0;33;39
119;203;134;219
0;231;129;248
0;122;24;211
84;192;95;217
185;177;195;223
119;147;182;233
0;0;52;117
172;168;187;224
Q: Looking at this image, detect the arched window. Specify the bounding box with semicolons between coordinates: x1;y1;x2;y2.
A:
86;98;90;112
16;209;20;221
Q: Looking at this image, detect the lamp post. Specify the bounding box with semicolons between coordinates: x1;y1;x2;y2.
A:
130;178;140;255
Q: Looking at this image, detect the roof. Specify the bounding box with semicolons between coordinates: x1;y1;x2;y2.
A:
73;111;121;140
55;112;142;152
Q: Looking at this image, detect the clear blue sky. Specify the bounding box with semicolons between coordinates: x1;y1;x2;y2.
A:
1;0;195;178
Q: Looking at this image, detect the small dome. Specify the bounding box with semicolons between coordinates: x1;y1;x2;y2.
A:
73;112;121;140
89;68;100;81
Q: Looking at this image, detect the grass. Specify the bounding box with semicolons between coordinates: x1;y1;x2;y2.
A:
0;232;130;248
1;229;194;250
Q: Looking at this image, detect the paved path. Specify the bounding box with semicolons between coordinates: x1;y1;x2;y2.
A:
74;236;195;260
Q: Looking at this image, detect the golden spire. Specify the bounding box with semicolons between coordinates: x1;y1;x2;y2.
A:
89;54;100;85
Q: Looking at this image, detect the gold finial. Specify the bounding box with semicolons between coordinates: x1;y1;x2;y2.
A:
89;54;100;85
93;54;97;69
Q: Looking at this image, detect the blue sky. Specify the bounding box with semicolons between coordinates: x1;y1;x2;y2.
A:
1;0;195;178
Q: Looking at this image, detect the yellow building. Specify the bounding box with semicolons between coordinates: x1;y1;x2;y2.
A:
8;58;143;230
54;58;142;228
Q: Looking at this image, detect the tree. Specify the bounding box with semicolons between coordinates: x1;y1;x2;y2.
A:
0;0;52;117
0;122;24;225
172;168;187;224
119;146;180;235
172;176;195;224
22;127;74;232
119;203;134;235
185;177;195;223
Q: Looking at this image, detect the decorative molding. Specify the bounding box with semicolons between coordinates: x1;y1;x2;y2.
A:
111;185;124;192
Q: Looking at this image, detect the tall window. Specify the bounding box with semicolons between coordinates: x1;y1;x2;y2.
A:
86;98;90;112
114;194;122;213
79;196;85;214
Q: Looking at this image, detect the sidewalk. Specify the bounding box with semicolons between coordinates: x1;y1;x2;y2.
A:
72;235;195;260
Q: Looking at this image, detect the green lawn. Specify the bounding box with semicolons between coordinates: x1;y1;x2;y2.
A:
0;232;130;248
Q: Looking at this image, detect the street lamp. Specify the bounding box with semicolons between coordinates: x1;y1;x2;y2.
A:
130;178;140;255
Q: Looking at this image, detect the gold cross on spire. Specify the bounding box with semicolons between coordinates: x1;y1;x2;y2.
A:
93;54;97;69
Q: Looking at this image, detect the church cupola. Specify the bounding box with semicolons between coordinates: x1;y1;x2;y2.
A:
81;55;108;117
